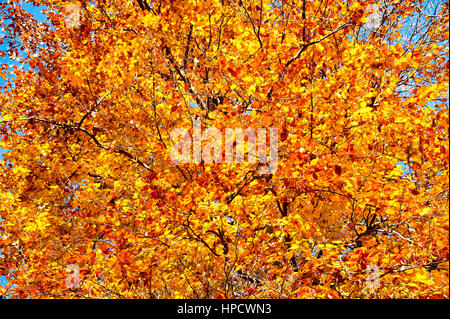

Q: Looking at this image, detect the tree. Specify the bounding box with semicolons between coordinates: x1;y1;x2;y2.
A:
0;0;448;299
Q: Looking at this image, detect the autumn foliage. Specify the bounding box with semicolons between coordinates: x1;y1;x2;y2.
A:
0;0;448;298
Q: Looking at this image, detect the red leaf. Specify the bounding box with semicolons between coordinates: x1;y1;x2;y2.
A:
334;165;342;176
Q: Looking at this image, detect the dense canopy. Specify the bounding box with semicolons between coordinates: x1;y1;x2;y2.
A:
0;0;448;298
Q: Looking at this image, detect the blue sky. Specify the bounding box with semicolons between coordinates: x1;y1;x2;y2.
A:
0;2;46;163
0;1;47;297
